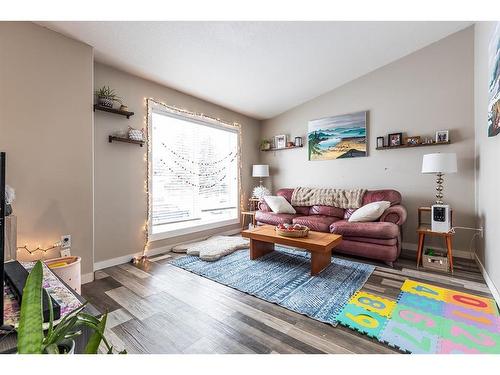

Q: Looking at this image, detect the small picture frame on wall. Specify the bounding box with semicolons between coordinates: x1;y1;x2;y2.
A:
388;133;403;147
435;130;449;143
274;135;287;149
405;136;421;146
376;137;385;148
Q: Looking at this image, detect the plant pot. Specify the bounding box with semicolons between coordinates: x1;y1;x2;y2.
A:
98;97;114;108
59;339;75;354
42;339;75;354
261;143;271;151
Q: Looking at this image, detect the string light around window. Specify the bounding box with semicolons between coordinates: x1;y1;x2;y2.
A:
132;98;243;264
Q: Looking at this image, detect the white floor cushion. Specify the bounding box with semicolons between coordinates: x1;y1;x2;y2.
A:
172;235;249;261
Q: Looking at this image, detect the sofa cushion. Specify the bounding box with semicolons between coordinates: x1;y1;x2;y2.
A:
336;240;400;263
264;196;296;214
363;189;401;206
342;236;397;246
292;215;341;233
330;220;399;239
309;205;344;218
348;201;391;222
255;211;298;225
276;188;294;202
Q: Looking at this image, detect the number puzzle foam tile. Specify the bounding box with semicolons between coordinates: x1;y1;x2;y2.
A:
444;304;500;334
379;320;439;354
445;290;499;316
401;280;447;301
441;319;500;354
391;304;444;336
438;339;481;354
397;292;444;316
336;303;387;338
349;291;396;318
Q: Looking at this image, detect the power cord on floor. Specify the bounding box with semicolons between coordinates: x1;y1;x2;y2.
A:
449;226;483;259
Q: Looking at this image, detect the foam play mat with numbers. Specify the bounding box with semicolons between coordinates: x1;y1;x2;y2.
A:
335;279;500;353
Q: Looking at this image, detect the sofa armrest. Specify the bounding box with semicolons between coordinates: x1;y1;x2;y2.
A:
379;205;407;226
258;200;271;212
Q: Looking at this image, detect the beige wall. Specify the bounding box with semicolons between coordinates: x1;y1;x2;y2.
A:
261;27;475;252
474;22;500;296
0;22;94;274
94;63;261;264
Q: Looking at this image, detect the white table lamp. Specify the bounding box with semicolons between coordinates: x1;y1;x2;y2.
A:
252;164;270;199
421;153;457;204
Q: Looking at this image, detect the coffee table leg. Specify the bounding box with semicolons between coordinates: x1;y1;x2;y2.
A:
249;239;274;260
311;251;332;276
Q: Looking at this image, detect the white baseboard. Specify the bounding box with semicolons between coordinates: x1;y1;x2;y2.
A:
402;242;474;259
81;272;95;284
474;253;500;308
93;227;242;271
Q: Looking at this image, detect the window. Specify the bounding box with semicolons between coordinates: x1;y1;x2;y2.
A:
148;100;240;239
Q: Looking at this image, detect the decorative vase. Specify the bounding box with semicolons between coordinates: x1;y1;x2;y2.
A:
98;97;114;108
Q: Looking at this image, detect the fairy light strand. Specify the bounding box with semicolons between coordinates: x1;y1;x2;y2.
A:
17;242;61;255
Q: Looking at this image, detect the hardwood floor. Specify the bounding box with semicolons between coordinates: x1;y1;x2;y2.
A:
82;248;493;354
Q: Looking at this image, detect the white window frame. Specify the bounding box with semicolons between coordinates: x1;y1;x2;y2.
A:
147;99;241;241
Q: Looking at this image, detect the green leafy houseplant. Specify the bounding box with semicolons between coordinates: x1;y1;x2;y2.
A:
94;85;122;108
16;261;123;354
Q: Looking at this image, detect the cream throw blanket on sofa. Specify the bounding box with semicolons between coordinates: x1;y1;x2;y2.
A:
291;187;367;209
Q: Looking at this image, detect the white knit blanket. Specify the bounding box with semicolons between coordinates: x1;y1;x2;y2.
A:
291;187;366;209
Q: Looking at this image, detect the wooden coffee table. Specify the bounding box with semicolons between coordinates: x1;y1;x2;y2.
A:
241;225;343;276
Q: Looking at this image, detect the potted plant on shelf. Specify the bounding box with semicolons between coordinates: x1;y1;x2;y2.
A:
260;139;272;151
16;260;124;354
94;86;122;108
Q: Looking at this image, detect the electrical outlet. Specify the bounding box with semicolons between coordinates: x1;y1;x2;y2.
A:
61;235;71;249
60;248;71;257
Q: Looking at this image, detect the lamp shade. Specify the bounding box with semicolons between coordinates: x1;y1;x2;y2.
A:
421;153;457;174
252;164;269;177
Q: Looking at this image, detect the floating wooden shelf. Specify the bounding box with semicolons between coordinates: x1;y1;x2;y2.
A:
376;141;450;150
94;104;134;119
108;135;144;147
261;145;303;152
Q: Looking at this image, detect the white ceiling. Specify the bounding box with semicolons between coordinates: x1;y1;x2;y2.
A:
39;21;472;120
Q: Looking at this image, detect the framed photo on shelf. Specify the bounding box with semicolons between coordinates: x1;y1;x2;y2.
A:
405;136;421;146
435;130;449;143
376;137;385;148
388;133;403;147
274;134;287;149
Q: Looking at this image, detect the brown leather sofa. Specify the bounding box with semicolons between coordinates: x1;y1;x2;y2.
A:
256;188;407;266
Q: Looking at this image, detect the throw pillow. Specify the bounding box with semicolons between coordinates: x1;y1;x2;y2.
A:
263;196;296;214
348;201;391;222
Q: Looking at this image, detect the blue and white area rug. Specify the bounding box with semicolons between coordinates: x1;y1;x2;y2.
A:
171;246;374;326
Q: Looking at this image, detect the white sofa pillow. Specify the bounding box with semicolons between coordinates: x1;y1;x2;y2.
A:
264;196;296;214
348;201;391;222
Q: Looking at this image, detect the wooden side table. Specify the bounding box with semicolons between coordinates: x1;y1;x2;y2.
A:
416;207;454;273
241;211;257;230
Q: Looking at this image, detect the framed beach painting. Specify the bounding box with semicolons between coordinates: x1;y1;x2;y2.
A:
308;111;367;161
489;22;500;137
